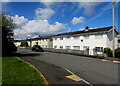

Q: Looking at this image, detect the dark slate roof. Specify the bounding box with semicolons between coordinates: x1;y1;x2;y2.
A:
54;26;118;37
14;26;119;41
27;35;53;41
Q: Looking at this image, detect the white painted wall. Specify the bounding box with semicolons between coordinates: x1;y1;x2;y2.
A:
53;31;118;55
14;42;21;47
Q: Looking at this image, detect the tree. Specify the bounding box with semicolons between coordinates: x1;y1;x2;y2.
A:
1;13;16;56
2;13;15;42
20;41;29;47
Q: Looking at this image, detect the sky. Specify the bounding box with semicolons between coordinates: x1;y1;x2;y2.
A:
2;1;119;40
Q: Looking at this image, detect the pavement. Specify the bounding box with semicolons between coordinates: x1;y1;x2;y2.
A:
16;48;120;85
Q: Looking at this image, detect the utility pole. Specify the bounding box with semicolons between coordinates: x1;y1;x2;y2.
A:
112;0;115;58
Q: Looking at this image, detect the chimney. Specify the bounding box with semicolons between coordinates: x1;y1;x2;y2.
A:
85;26;89;31
85;26;89;30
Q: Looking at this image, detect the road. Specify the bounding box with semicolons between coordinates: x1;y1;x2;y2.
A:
17;48;119;85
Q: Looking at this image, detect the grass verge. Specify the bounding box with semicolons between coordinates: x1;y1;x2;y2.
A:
2;57;45;85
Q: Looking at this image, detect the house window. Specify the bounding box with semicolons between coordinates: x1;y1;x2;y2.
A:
65;37;71;40
73;36;80;39
54;46;57;49
95;34;103;38
46;39;48;42
83;46;89;50
49;38;53;41
65;46;71;49
60;46;63;49
60;37;63;40
83;35;89;39
54;38;57;41
36;42;38;45
95;47;103;52
41;45;44;48
73;46;80;50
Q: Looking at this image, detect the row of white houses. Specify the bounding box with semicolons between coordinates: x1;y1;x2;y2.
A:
14;26;119;55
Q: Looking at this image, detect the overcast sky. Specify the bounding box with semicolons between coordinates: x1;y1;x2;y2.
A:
2;1;119;39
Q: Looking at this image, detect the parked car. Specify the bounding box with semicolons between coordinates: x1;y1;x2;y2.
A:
31;45;44;52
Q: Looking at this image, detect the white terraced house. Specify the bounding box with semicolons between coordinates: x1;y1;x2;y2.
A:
52;26;119;55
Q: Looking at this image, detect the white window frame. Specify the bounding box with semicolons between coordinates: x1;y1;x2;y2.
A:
54;46;57;49
60;46;63;49
95;34;103;39
95;47;103;52
65;37;71;40
73;36;80;39
83;35;89;39
73;46;80;50
54;38;57;41
60;37;63;40
83;46;89;50
65;46;71;49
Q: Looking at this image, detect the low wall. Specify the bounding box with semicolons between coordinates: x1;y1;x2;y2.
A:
44;48;105;59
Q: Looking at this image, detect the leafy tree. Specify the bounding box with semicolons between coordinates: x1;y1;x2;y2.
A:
2;13;15;42
104;48;112;57
20;41;29;47
115;48;120;58
1;13;16;56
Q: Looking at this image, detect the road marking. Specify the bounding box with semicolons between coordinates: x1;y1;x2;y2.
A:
112;61;120;63
102;59;108;61
101;59;111;62
64;68;93;86
65;75;81;81
79;56;120;64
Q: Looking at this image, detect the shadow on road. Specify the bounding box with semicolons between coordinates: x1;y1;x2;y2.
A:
2;52;41;58
15;52;41;57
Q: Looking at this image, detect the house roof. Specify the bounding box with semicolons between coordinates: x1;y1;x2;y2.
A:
54;26;119;37
26;35;53;41
14;26;119;42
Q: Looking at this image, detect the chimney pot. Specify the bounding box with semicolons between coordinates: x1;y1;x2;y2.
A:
85;26;89;30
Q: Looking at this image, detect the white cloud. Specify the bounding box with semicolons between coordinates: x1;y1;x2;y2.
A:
42;2;54;7
71;17;85;25
79;2;101;15
79;27;94;31
11;15;28;28
79;28;84;31
82;3;112;26
35;8;55;20
1;0;10;2
1;0;119;2
12;15;66;38
40;0;55;7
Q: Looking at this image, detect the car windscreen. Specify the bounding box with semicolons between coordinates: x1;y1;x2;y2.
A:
34;45;41;48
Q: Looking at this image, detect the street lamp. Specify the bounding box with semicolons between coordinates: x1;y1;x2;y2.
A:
112;0;115;58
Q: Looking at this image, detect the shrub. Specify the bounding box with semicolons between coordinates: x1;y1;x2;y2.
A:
115;48;120;58
104;48;112;57
20;41;29;47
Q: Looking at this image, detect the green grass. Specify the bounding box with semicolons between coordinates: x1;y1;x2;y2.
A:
2;57;45;85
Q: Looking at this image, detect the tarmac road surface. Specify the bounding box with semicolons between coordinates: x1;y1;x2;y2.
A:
17;48;119;85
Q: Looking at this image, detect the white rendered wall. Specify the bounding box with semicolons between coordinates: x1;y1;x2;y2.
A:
14;42;21;47
53;33;108;55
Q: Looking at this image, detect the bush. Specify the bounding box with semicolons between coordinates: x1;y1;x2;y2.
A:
115;48;120;58
20;41;29;47
104;48;112;57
